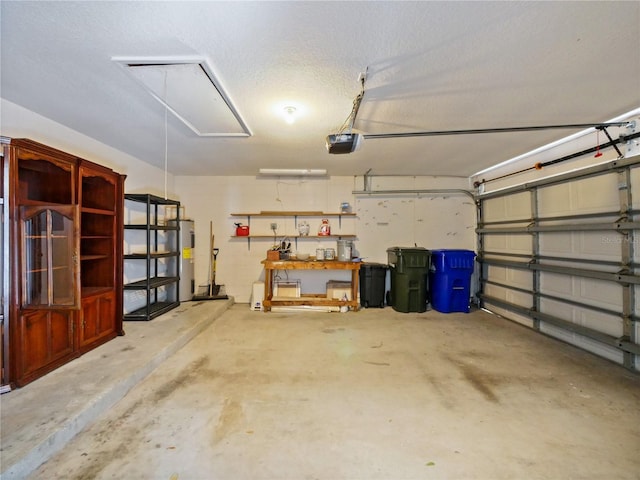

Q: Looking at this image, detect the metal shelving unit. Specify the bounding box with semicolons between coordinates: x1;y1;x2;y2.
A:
123;194;180;321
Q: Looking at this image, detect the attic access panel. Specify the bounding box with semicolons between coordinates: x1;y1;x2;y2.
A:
115;58;251;137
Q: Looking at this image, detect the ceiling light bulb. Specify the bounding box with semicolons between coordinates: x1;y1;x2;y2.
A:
284;106;297;124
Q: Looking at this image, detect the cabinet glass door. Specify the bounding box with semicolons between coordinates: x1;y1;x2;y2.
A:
21;206;79;308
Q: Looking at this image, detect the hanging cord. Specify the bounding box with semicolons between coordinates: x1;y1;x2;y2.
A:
337;68;367;135
594;129;603;157
163;71;168;200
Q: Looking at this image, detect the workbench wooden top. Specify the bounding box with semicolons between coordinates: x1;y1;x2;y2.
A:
261;259;361;270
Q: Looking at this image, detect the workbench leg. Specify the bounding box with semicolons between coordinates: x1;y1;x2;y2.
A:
263;268;273;312
352;268;359;311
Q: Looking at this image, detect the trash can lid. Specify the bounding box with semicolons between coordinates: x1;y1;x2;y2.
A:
361;262;389;268
386;246;429;252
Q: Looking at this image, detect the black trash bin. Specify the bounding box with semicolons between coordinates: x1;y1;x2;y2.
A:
359;262;388;308
386;247;431;313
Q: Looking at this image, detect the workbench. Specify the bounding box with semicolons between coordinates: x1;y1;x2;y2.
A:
261;258;361;312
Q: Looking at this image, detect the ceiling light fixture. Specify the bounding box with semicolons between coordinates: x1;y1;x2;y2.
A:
283;106;297;124
259;168;327;177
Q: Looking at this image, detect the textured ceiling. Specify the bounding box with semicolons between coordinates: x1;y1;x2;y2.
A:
1;1;639;177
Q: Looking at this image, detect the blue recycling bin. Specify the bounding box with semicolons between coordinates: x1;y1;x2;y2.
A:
429;250;476;313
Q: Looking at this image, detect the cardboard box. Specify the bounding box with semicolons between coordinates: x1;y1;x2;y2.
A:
326;280;352;300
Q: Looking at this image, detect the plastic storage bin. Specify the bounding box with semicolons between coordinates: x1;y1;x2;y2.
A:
429;249;476;313
386;247;431;313
359;263;388;308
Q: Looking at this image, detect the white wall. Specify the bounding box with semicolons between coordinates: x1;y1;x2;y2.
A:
2;99;477;304
1;99;173;195
174;175;476;302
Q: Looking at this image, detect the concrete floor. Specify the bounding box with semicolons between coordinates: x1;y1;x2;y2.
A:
4;302;640;479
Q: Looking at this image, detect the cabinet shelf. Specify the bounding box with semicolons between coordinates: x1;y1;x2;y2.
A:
81;206;115;216
81;254;110;261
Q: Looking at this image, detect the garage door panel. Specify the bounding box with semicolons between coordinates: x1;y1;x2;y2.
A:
485;283;532;307
539;323;624;364
483;234;507;251
633;285;640;312
630;166;640;209
538;174;619;217
485;234;531;255
540;272;620;311
579;278;621;310
539;231;622;262
487;265;532;290
540;298;622;337
539;272;574;296
483;302;534;328
483;192;530;222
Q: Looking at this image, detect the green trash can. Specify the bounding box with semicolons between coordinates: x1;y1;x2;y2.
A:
386;247;431;313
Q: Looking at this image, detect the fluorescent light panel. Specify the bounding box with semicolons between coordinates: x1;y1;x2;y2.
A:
113;57;251;137
259;168;327;177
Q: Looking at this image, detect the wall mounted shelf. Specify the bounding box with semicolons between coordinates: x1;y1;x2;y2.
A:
230;211;357;250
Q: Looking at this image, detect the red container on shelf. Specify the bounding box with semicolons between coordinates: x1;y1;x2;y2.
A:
235;224;250;236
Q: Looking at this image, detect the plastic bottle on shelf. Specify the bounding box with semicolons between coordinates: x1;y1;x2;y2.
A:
318;218;331;236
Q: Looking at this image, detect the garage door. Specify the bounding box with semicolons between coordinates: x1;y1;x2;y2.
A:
476;156;640;372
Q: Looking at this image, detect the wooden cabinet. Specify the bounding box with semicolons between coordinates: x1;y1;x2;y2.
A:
79;291;116;350
1;150;8;391
16;309;75;384
2;138;125;387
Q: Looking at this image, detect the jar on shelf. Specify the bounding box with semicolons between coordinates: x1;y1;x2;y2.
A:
318;218;331;236
298;221;310;236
